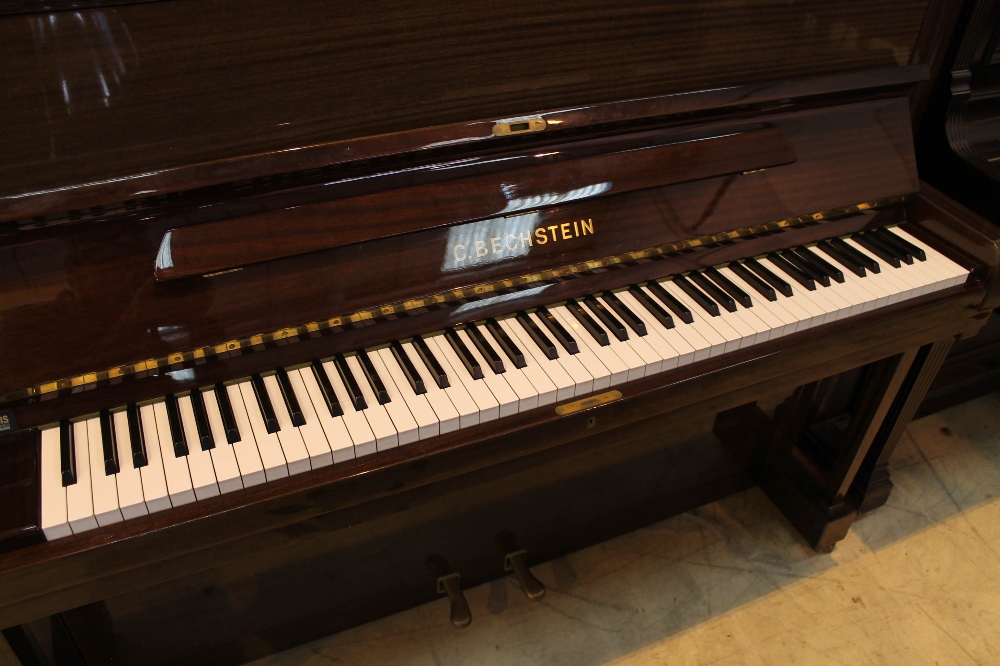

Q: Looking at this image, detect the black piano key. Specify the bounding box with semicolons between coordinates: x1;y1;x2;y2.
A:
796;246;844;283
59;419;77;487
689;271;737;312
250;374;281;433
126;403;150;465
743;257;793;297
445;328;484;379
412;336;450;388
536;306;579;354
780;249;829;287
672;276;721;316
99;409;120;475
817;240;866;278
357;350;391;404
466;323;505;374
164;394;189;457
584;295;629;341
312;360;345;416
276;368;307;427
879;227;926;261
852;233;901;268
391;341;427;395
728;262;776;301
830;236;880;273
705;266;753;308
628;285;675;328
188;389;215;451
334;354;368;410
486;318;526;368
871;228;916;263
516;311;558;359
645;281;694;323
766;253;816;290
568;299;610;346
602;291;647;335
214;384;241;444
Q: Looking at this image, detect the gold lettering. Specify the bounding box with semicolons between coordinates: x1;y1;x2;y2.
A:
491;237;502;254
581;218;594;235
453;244;467;262
574;219;579;236
505;234;518;250
560;222;572;240
535;228;548;245
519;232;532;248
547;225;558;242
475;240;488;257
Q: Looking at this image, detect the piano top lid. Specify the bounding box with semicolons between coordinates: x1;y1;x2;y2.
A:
0;0;932;222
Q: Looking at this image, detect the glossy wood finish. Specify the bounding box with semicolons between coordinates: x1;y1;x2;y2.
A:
155;126;796;280
0;0;931;220
0;95;919;400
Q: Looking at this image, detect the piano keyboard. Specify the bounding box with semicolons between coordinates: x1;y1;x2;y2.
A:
39;226;969;540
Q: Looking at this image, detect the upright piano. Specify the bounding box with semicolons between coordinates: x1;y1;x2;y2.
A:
1;1;998;663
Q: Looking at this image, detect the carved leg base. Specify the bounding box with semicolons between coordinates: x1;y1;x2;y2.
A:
761;463;859;553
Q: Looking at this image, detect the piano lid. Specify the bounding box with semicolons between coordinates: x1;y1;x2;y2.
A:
0;0;931;221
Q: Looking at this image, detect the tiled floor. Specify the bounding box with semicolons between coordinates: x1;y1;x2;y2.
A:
251;391;1000;666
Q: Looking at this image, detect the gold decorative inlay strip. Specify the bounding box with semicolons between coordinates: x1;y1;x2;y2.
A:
0;196;901;406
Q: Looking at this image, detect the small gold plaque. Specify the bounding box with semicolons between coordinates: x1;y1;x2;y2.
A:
554;390;623;416
493;118;547;137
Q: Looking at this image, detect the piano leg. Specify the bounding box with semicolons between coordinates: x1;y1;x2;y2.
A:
760;347;921;552
850;337;957;514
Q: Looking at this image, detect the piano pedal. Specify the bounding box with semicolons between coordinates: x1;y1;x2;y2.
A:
426;555;472;628
504;550;546;601
497;531;546;601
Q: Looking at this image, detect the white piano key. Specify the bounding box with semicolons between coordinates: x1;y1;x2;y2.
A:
456;327;530;415
345;353;400;450
892;228;970;287
66;420;98;533
481;321;558;406
152;401;196;506
717;267;792;337
296;366;353;463
376;347;440;439
200;389;246;493
223;384;267;487
320;360;379;457
237;381;289;481
177;396;221;500
551;304;628;386
365;349;422;443
525;311;596;396
402;340;468;432
40;426;72;540
137;404;172;512
494;317;562;404
596;297;660;377
427;333;501;422
615;289;687;369
86;417;123;527
262;374;312;475
284;368;334;468
657;281;740;354
110;410;149;518
841;239;914;303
